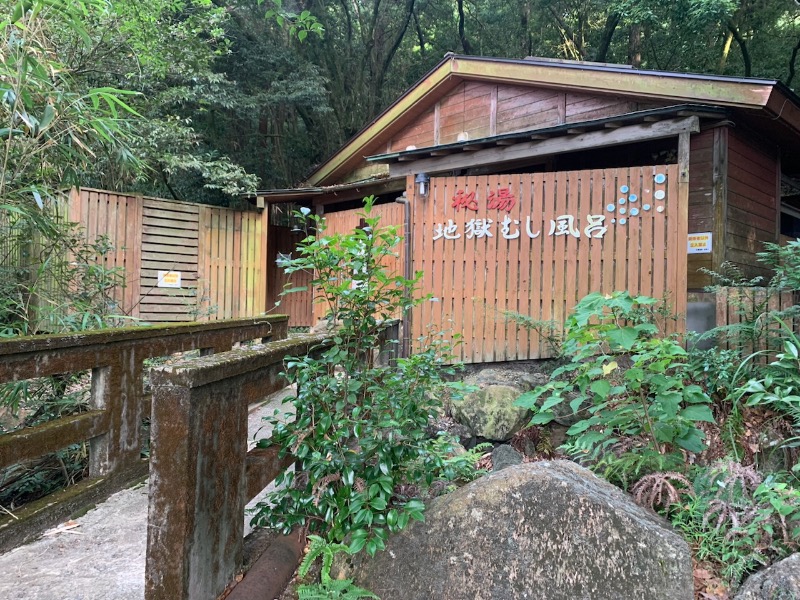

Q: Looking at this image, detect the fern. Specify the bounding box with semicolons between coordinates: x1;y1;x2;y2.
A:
296;535;379;599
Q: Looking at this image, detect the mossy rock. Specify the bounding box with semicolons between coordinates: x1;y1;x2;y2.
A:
451;384;531;442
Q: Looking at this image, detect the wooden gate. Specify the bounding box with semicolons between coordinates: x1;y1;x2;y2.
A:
411;166;687;363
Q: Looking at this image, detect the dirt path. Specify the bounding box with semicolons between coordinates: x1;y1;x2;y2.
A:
0;389;294;600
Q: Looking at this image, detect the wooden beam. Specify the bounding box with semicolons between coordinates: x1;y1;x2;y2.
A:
389;117;700;178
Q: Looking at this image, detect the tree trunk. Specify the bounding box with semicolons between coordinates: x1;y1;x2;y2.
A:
727;21;751;77
594;13;620;62
628;23;641;68
457;0;472;54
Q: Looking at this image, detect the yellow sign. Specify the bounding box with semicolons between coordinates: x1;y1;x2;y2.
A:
157;271;182;288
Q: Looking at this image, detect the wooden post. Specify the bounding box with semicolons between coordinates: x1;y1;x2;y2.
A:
676;132;691;328
261;205;270;314
711;128;728;275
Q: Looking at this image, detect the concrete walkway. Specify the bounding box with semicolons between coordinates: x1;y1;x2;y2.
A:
0;390;294;600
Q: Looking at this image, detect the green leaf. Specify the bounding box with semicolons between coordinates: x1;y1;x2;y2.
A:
590;379;611;399
540;395;564;412
680;405;715;423
530;411;555;425
675;429;706;453
606;327;639;350
566;420;592;435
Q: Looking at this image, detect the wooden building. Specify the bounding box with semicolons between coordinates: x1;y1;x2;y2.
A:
259;54;800;364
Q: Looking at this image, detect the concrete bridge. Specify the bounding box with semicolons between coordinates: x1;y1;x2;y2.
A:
0;317;384;599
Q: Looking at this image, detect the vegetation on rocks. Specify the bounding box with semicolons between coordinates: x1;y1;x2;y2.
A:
252;200;485;565
511;243;800;598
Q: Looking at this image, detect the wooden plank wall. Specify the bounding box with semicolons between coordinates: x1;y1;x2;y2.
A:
412;166;685;364
198;207;265;321
68;188;265;323
725;129;779;281
686;130;715;289
267;226;314;327
69;188;142;318
311;203;405;323
387;81;655;152
139;199;200;322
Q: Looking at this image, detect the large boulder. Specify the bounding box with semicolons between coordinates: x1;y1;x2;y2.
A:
734;554;800;600
334;461;693;600
451;384;531;441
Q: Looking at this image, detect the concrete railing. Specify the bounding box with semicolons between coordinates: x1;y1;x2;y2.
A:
145;320;401;600
0;316;288;552
145;333;326;600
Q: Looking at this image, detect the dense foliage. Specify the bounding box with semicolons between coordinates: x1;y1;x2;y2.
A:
513;243;800;596
6;0;800;205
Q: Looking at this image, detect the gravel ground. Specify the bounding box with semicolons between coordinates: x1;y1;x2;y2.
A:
0;388;295;600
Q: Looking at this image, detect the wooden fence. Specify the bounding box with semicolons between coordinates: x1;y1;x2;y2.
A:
411;166;686;363
701;287;800;355
67;188;267;323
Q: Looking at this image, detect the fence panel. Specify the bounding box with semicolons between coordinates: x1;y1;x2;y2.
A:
198;206;266;321
65;189;268;324
412;166;685;363
69;188;143;318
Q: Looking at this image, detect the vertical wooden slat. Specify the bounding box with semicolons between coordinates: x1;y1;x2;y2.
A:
626;169;642;296
232;212;242;317
539;172;556;358
260;207;269;314
675;133;691;330
639;168;654;298
197;206;210;321
576;170;592;303
128;196;142;320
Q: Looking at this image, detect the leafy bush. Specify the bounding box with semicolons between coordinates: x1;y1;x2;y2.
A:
669;461;800;586
515;292;715;473
252;199;481;556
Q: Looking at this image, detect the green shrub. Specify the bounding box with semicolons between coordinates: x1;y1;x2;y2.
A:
515;292;714;475
252;198;482;556
669;461;800;587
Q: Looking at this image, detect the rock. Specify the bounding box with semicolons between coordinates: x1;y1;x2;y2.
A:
490;444;523;471
734;554;800;600
426;415;474;448
462;362;552;392
451;384;531;441
334;461;693;600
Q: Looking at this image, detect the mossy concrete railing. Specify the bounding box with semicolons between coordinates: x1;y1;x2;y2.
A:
145;320;401;600
0;316;288;553
145;333;326;600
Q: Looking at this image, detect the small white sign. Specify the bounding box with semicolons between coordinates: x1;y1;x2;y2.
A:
157;271;182;288
688;232;713;254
